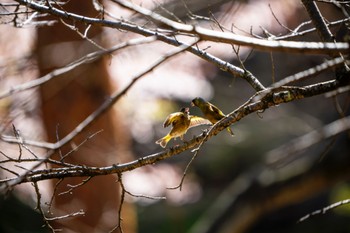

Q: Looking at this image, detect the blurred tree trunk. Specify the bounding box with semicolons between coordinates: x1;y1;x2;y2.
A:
36;1;136;232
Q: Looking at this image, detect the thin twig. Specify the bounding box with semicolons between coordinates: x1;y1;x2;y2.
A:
0;36;157;99
275;17;350;40
268;3;292;32
58;177;92;196
12;125;23;161
33;182;56;232
110;173;125;233
167;147;201;191
271;56;347;88
267;115;350;166
298;199;350;222
47;178;64;213
124;189;166;201
60;18;107;51
45;210;85;221
60;130;103;161
0;165;19;176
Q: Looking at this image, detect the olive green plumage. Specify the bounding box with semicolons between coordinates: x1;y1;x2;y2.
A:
156;107;211;148
191;97;234;136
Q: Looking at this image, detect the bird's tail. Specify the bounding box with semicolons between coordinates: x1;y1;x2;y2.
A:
156;134;172;148
226;127;234;136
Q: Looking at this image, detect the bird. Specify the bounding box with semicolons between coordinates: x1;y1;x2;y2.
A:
156;107;211;148
191;97;234;136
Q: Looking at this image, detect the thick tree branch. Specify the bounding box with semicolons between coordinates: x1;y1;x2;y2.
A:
209;80;341;138
301;0;334;42
0;79;343;191
14;0;349;55
301;0;350;84
5;1;265;92
2;1;349;232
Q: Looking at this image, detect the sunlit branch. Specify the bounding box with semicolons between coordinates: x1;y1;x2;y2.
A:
0;79;343;191
113;0;348;55
0;36;157;99
0;40;197;191
299;199;350;222
275;17;350;40
301;0;334;42
0;38;195;150
14;0;349;54
272;56;348;88
12;0;265;91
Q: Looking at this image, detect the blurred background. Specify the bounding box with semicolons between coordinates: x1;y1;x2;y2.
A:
1;0;350;232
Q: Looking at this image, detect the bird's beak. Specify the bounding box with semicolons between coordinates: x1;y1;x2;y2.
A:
190;101;195;107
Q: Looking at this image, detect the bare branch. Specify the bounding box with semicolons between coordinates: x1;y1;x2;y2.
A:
111;173;125;233
167;148;200;191
0;36;157;99
45;210;85;221
301;0;334;42
33;182;55;232
58;177;92;196
268;3;293;32
0;79;343;191
195;26;348;55
8;0;266;92
60;130;103;162
276;17;350;40
2;1;350;232
0;40;197;191
299;199;350;222
11;124;23;161
13;0;349;55
267;115;350;166
0;165;19;176
271;56;348;88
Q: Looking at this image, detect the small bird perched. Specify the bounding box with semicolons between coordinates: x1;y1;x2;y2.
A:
156;107;211;148
191;97;234;136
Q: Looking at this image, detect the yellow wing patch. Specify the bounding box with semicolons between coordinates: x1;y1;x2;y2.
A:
189;116;212;128
163;112;184;128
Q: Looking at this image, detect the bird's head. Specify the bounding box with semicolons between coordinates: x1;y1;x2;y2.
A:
191;97;205;107
180;107;190;113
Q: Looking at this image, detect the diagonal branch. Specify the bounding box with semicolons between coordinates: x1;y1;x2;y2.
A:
14;0;349;55
8;1;266;92
299;199;350;222
267;114;350;166
112;0;348;55
1;39;197;150
301;0;334;42
271;56;347;88
0;79;343;191
0;36;157;99
0;41;197;191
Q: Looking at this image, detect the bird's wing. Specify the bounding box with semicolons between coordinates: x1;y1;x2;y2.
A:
163;112;183;128
208;103;225;117
189;115;212;128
